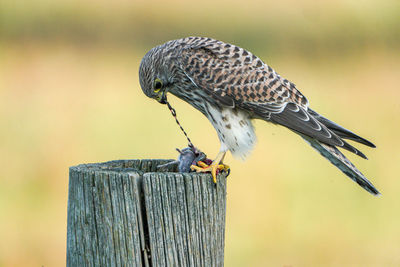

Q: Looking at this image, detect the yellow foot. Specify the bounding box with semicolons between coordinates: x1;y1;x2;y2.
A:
190;161;230;183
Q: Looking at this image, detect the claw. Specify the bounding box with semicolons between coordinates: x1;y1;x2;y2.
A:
190;161;230;183
217;163;230;172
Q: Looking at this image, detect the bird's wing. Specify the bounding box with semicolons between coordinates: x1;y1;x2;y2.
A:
178;38;308;111
307;108;376;148
178;38;367;157
270;103;368;159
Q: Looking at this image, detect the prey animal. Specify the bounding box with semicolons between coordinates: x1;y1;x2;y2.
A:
157;147;206;173
139;36;379;195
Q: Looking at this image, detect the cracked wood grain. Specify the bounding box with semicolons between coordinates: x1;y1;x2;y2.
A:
67;159;227;267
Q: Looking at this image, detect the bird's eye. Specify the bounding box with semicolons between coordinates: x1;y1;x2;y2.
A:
153;78;163;92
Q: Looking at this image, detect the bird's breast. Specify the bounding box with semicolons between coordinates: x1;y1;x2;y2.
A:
204;103;256;160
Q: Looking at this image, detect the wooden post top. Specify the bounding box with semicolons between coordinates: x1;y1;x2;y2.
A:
67;159;227;267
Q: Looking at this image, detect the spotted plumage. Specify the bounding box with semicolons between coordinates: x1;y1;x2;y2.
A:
139;36;379;195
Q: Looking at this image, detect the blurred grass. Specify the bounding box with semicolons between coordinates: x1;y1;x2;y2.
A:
1;0;400;55
1;0;400;266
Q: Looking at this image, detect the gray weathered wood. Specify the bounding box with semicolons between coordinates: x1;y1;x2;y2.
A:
67;159;227;267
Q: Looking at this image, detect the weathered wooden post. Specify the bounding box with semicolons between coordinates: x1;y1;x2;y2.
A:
67;159;227;266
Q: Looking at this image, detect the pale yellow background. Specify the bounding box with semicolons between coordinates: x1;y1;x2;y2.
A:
1;0;399;266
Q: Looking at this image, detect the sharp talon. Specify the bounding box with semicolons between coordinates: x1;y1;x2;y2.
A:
190;162;219;184
189;151;229;183
216;164;229;171
211;166;218;184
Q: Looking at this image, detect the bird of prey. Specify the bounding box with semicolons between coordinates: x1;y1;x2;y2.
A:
139;36;379;195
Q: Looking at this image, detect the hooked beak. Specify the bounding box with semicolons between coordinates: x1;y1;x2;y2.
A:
155;90;167;104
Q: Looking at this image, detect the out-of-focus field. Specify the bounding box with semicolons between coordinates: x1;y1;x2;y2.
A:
1;0;400;266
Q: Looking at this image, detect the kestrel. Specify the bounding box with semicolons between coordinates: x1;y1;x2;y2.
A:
139;37;379;195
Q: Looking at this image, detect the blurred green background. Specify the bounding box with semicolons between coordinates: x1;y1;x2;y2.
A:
1;0;399;266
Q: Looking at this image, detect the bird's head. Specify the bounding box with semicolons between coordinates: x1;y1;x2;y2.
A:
139;46;172;105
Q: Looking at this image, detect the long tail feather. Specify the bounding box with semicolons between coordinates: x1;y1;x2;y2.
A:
307;108;376;148
301;134;380;196
270;103;370;159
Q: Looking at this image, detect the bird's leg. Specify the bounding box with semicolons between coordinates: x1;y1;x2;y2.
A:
190;151;229;183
